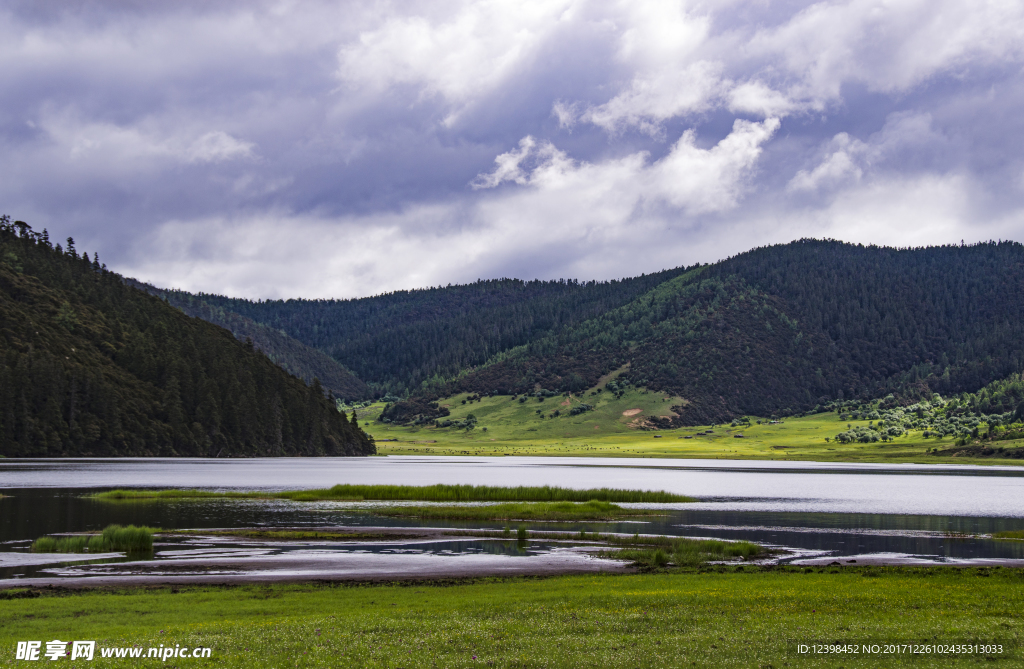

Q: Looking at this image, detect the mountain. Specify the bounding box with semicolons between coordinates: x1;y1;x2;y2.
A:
186;268;691;395
0;217;375;458
117;235;1024;429
128;281;371;402
452;239;1024;424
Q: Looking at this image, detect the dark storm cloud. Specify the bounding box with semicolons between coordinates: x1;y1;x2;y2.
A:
1;0;1022;298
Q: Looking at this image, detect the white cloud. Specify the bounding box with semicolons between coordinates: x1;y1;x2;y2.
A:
817;174;972;247
186;131;256;163
743;0;1024;109
337;0;577;120
551;100;581;129
578;2;721;133
36;111;255;171
583;61;724;135
788;112;945;192
569;0;1024;132
474;118;779;215
470;136;541;188
727;81;799;118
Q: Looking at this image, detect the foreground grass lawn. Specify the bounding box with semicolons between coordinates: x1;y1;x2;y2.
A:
2;569;1021;667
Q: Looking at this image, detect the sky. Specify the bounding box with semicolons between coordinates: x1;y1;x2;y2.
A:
3;0;1024;299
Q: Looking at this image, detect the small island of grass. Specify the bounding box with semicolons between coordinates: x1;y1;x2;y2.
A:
369;500;663;521
92;484;694;504
992;530;1024;540
32;524;155;554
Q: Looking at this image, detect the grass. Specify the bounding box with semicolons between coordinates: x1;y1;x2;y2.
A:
93;489;251;500
0;569;1019;667
367;500;665;521
362;388;1024;464
31;525;155;554
172;530;421;542
603;537;764;568
92;484;693;503
993;530;1024;540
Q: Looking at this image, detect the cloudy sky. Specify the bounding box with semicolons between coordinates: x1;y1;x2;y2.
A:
3;0;1024;298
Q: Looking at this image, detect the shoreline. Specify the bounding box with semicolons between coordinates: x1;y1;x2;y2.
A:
4;525;1024;591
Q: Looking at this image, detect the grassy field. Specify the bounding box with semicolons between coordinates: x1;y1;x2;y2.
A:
1;569;1019;667
359;388;1024;464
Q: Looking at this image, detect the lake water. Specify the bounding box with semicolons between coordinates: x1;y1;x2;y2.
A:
2;456;1024;578
4;455;1024;516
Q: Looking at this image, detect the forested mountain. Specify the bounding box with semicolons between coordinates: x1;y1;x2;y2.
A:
129;281;370;401
122;234;1024;428
0;217;374;457
189;268;691;395
453;240;1024;424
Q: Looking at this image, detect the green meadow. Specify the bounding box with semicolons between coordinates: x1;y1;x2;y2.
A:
360;387;1024;464
1;569;1019;668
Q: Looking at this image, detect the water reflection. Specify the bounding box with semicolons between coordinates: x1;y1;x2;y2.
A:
4;456;1024;516
3;489;1024;566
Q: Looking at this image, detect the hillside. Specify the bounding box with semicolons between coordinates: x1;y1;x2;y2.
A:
364;378;1024;464
450;240;1024;424
190;268;692;395
129;281;371;401
0;217;375;458
129;237;1024;429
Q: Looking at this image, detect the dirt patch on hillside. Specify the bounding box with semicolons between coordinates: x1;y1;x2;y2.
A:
622;408;643;416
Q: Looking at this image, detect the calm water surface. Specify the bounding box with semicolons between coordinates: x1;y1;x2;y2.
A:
2;456;1024;571
3;455;1024;515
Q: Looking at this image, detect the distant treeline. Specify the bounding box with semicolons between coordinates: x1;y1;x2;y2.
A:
192;269;691;395
0;217;375;457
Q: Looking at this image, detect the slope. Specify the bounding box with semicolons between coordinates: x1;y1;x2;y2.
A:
0;218;375;458
191;268;693;394
129;282;371;401
453;239;1024;424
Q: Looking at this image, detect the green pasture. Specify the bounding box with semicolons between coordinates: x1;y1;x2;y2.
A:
363;388;1024;464
1;569;1019;667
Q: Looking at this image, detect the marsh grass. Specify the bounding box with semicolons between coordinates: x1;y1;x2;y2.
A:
368;500;663;521
93;484;692;503
993;530;1024;540
31;525;154;554
601;536;763;568
93;489;266;501
173;529;417;541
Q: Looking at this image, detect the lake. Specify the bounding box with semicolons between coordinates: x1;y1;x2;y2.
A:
2;456;1024;579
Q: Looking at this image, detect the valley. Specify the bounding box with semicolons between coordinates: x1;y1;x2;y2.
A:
362;388;1024;464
